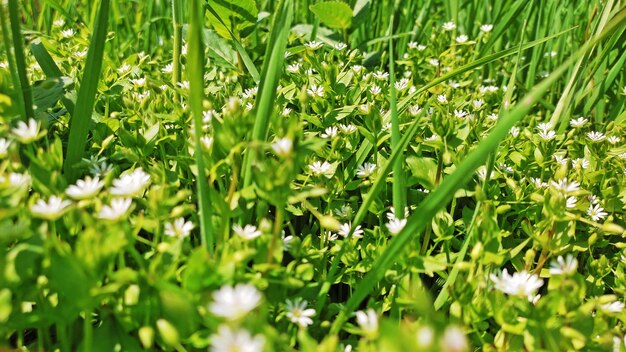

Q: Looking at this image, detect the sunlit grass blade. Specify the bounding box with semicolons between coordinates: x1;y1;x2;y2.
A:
7;0;34;119
189;0;214;252
241;0;293;188
63;0;110;182
328;9;626;334
171;0;183;101
387;15;405;219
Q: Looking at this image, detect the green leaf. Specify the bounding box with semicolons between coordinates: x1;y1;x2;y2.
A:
406;156;438;190
32;77;74;114
310;1;353;30
206;0;258;39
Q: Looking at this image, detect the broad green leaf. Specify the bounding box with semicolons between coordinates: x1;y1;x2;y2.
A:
206;0;258;39
310;1;353;30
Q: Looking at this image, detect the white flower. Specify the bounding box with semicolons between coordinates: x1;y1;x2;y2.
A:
442;22;456;31
242;87;258;99
372;71;389;81
309;161;334;177
53;19;65;27
286;63;301;73
487;113;499;121
304;41;323;50
601;301;624;314
282;107;292;116
65;176;104;200
334;42;348;51
455;35;468;43
588;194;599;204
210;284;262;320
130;77;146;88
565;196;577;209
608;136;620;144
416;326;435;348
7;172;31;188
339;124;357;134
490;269;544;301
321;126;338;139
98;198;132;220
549;255;578;275
117;64;131;74
394;78;409;90
441;326;469;352
356;163;376;178
587;203;607;221
210;325;264;352
272;138;293;157
110;168;151;196
509;126;520;138
60;28;75;38
572;158;589;169
12;118;43;144
355;309;378;337
428;58;440;66
538;129;556;141
369;85;382;95
587;131;606;142
408;41;419;49
569;117;587;128
386;217;407;235
454;109;468;118
550;178;580;193
437;94;447;104
480;24;493;32
472;99;484;109
530;177;548;188
89;160;113;176
409;104;422;116
164;218;194;238
334;204;353;218
307;84;324;98
553;154;568;165
285;298;316;328
351;65;364;73
233;224;262;240
201;136;213;150
338;222;363;239
161;63;173;73
0;138;11;157
31;196;72;220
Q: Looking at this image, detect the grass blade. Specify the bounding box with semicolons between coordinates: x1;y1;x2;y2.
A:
189;0;214;252
7;0;35;119
241;0;293;188
63;0;110;181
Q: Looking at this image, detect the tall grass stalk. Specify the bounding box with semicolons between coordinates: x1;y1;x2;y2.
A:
188;0;214;252
7;0;34;119
171;0;183;102
387;14;405;219
63;0;110;182
241;0;293;188
329;9;626;333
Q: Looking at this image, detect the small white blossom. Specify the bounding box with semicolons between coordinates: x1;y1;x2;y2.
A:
480;24;493;32
233;224;262;240
394;78;409;90
456;35;468;43
409;104;422;116
272;138;293;157
569;117;587;128
587;203;607;221
210;284;262;320
285;298;316;328
164;218;194;238
550;178;580;193
98;198;132;220
286;63;301;73
110;168;151;197
356;163;376;178
369;85;382;96
60;28;75;38
372;71;389;81
416;326;435;348
12;118;43;144
565;196;577;209
437;94;448;104
490;269;544;301
441;326;469;352
339;124;357;134
304;41;324;50
442;22;456;31
549;255;578;275
321;126;338;139
386;217;407;235
428;58;440;66
538;129;556;141
408;41;419;50
572;158;589;169
210;325;264;352
509;126;520;138
338;222;363;239
7;172;31;188
355;309;378;337
309;161;334;177
65;176;104;200
601;301;624;314
31;196;72;220
608;136;620;144
117;64;131;74
472;99;484;109
454;109;468;118
307;84;324;98
334;204;353;218
161;63;173;73
587;131;606;142
334;42;348;51
0;138;11;157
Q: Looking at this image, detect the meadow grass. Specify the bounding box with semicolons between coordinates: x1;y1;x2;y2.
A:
1;1;626;351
